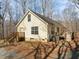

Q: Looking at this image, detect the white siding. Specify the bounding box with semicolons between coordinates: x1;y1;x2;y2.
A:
17;12;48;41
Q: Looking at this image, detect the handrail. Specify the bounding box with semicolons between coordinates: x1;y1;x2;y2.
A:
6;32;17;42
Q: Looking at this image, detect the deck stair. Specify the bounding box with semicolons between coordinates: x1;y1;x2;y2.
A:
6;32;17;43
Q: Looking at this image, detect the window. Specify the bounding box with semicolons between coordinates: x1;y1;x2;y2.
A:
31;26;38;35
51;27;55;34
57;27;59;33
28;14;31;22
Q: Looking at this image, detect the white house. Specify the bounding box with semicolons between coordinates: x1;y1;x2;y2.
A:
16;10;66;42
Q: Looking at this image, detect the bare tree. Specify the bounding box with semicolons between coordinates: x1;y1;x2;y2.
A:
1;0;9;40
19;0;27;14
0;0;16;43
69;0;79;9
41;0;53;19
0;1;4;39
41;0;46;15
62;5;79;32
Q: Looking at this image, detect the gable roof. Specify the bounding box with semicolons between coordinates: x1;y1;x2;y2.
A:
16;9;66;28
31;10;63;26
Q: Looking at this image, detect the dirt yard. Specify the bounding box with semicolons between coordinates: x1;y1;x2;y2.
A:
0;40;78;59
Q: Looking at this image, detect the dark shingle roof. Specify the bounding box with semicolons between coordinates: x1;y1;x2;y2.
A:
16;9;66;29
31;10;65;28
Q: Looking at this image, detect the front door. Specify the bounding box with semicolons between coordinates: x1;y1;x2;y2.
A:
18;32;25;41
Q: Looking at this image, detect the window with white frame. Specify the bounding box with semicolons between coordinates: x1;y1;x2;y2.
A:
31;26;38;35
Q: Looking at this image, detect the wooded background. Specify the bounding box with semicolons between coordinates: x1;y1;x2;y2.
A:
0;0;79;39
